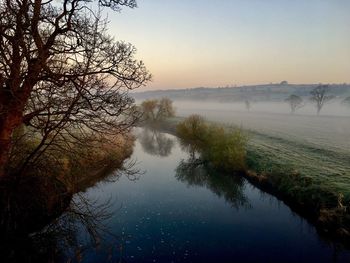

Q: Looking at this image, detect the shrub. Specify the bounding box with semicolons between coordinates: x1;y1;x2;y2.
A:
204;125;247;171
176;114;208;151
176;116;247;172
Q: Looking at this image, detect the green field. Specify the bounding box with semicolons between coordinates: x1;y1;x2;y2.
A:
244;128;350;203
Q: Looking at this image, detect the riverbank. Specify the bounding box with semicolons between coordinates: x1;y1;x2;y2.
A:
0;133;135;262
149;117;350;244
244;129;350;242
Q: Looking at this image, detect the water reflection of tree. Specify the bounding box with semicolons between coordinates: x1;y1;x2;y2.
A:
139;127;175;157
0;162;141;262
46;163;142;262
0;193;116;262
51;194;119;262
175;157;250;209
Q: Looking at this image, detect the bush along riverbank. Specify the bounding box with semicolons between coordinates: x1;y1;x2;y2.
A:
176;115;247;172
170;115;350;244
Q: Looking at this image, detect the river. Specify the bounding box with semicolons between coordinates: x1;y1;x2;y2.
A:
58;128;350;262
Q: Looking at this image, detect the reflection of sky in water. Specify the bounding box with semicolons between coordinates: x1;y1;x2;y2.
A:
77;130;350;263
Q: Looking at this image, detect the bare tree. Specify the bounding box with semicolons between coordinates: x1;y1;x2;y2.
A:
0;0;151;177
285;94;303;114
310;85;334;115
140;100;158;121
157;97;175;119
140;97;175;122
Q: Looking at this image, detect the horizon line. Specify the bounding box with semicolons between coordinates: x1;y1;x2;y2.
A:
132;82;350;93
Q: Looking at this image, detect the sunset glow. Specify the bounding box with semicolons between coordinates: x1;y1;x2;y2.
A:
109;0;350;90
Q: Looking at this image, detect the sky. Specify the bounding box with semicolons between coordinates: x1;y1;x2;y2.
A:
107;0;350;90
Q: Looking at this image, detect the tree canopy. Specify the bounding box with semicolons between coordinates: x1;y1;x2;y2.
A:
0;0;151;177
140;98;175;122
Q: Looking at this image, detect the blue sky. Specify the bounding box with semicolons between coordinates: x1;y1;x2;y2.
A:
107;0;350;90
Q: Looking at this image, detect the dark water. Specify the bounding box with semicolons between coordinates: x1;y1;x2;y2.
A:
61;128;350;262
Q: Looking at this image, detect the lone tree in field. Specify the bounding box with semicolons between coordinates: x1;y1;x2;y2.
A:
141;98;175;122
0;0;151;178
310;85;334;115
285;94;303;114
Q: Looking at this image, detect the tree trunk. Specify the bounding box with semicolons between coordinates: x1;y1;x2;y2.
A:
317;106;321;115
0;108;23;178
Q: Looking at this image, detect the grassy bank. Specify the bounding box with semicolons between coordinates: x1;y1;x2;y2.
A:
158;116;350;243
59;133;135;193
243;128;350;241
245;129;350;203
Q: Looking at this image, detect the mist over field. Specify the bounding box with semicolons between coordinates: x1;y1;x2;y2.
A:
174;99;350;117
171;100;350;153
134;84;350;154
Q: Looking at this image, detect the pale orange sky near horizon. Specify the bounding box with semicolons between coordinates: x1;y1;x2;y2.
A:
109;0;350;91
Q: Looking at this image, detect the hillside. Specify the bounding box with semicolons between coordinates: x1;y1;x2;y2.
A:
132;83;350;102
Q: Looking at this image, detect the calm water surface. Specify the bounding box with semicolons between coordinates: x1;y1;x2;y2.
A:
66;128;350;262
